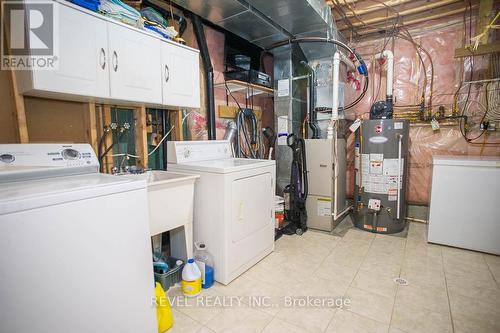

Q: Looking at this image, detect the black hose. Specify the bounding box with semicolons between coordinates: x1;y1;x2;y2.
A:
191;14;216;140
97;128;110;173
299;138;308;201
98;130;127;171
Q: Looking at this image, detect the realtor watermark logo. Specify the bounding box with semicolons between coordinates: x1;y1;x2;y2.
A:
1;0;59;70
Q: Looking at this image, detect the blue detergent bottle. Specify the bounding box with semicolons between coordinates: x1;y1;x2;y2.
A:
194;242;215;289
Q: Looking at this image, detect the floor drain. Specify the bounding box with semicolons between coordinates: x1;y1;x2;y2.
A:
393;277;408;286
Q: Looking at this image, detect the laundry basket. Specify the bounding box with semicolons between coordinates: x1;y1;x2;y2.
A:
154;257;184;291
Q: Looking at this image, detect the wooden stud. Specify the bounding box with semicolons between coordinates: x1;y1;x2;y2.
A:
134;106;148;169
476;0;494;45
218;105;262;120
102;105;113;173
454;42;500;58
8;69;29;143
84;102;98;153
168;110;184;141
176;110;184;141
3;20;29;143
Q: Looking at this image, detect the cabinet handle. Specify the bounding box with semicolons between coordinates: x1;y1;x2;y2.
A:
112;51;118;72
165;65;170;82
99;48;106;70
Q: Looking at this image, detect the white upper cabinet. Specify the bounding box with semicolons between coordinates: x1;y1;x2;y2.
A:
161;43;200;108
16;1;200;109
107;21;162;105
22;2;110;99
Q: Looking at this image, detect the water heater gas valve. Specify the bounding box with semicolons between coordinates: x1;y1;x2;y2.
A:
368;199;381;211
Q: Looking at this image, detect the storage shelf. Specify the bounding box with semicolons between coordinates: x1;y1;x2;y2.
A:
215;80;274;97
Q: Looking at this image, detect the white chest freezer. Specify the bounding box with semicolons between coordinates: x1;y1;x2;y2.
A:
428;155;500;255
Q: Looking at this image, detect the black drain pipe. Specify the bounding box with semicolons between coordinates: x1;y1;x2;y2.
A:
191;14;216;140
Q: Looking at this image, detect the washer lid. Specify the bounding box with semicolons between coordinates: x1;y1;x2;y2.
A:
168;158;275;174
0;173;145;215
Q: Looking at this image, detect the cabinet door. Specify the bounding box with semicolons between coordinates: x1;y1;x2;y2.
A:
32;3;110;98
107;22;162;104
161;43;200;108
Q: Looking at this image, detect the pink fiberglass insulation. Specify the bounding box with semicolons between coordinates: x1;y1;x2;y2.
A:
343;21;500;204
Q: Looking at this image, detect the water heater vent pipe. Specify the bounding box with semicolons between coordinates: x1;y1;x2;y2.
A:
375;50;394;100
327;51;340;139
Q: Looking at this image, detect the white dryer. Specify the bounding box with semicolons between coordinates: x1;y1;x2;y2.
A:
0;144;156;333
167;140;275;285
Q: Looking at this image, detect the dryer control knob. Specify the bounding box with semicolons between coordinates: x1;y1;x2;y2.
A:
0;153;15;163
61;148;80;160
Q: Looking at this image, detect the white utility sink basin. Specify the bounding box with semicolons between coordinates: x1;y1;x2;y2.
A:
121;171;199;235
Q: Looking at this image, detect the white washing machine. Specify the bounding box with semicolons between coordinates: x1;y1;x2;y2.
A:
0;144;156;333
167;140;275;285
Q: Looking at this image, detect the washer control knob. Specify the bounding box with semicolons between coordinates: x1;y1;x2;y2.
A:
0;153;15;163
61;148;80;160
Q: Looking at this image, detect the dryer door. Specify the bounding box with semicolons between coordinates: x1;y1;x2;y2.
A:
229;171;273;272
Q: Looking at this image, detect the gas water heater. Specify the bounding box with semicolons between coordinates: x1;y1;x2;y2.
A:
353;119;409;234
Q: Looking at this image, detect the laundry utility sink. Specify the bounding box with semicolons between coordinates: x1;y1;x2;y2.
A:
120;171;199;236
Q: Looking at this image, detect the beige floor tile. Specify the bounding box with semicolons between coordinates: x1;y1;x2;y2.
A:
442;246;485;266
485;260;500;284
196;327;216;333
173;292;225;325
253;250;291;271
287;275;351;300
342;229;376;242
261;317;308;333
276;306;337;333
446;272;500;307
283;252;325;272
448;291;500;332
214;275;287;315
399;265;446;290
395;284;449;315
344;287;394;324
324;249;367;269
313;262;359;294
205;306;273;333
483;253;500;266
446;274;499;298
170;309;203;333
406;223;428;242
372;234;406;250
326;309;389;333
359;256;402;278
453;317;499;333
443;259;492;280
388;326;407;333
401;254;443;274
351;270;398;298
405;240;442;260
391;301;452;333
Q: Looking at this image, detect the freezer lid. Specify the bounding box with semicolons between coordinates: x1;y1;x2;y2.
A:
433;155;500;168
0;173;146;215
168;158;276;174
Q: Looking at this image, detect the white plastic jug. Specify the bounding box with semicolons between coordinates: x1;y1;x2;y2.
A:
181;258;202;297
